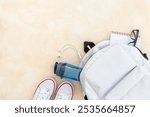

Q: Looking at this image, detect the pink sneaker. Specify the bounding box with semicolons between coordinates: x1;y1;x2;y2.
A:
54;81;74;100
32;78;56;100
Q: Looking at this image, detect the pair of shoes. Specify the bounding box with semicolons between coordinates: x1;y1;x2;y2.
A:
32;77;74;100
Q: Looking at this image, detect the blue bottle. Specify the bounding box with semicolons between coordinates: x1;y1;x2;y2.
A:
54;62;82;81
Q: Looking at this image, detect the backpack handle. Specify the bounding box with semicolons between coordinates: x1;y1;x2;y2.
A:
84;41;95;53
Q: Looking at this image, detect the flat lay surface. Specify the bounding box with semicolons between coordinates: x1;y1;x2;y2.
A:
0;0;150;99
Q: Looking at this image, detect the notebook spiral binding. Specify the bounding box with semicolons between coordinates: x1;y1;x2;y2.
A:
111;31;130;36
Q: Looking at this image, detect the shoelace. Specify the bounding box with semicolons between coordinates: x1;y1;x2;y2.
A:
37;87;50;100
56;93;71;100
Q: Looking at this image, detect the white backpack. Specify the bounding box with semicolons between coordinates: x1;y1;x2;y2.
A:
79;30;150;100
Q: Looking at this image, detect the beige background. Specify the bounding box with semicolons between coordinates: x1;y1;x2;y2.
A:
0;0;150;99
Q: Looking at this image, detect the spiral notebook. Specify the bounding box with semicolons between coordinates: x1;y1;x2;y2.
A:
110;31;141;49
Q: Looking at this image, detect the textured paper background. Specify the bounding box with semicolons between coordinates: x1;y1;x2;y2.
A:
0;0;150;99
